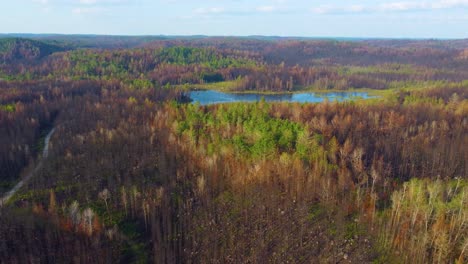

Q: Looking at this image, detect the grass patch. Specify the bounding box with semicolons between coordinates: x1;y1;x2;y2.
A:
10;189;50;204
178;80;242;92
344;221;364;240
307;203;325;222
0;103;15;113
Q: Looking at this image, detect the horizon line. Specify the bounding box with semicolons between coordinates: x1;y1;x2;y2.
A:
0;33;467;41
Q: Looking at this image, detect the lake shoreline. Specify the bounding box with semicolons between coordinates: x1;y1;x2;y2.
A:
189;90;379;105
180;81;393;96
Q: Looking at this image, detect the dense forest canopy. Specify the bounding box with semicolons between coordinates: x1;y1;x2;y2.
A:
1;37;467;93
0;35;467;263
0;38;66;63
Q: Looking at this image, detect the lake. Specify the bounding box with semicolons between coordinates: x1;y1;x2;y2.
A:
189;90;376;105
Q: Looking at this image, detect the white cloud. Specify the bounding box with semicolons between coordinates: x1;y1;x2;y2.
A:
79;0;98;4
433;0;468;8
72;7;105;14
312;0;468;14
257;6;276;12
193;7;225;15
32;0;49;4
312;5;370;14
192;3;292;17
77;0;130;5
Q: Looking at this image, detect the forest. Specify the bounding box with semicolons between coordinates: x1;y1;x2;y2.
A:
0;36;466;263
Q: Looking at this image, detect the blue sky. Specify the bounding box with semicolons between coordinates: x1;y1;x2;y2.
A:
1;0;467;38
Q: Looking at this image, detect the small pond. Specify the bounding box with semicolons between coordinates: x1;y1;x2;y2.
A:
189;90;376;105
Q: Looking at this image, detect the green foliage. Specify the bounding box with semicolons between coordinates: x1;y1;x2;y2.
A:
201;72;224;83
59;46;256;81
127;96;138;104
0;103;15;112
131;79;153;90
186;79;245;91
371;253;397;264
155;46;256;69
1;38;467;263
403;94;445;106
307;203;325;222
344;221;364;240
117;220;149;263
382;178;468;263
174;102;307;159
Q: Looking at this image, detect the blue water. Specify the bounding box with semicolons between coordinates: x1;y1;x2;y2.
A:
190;90;376;105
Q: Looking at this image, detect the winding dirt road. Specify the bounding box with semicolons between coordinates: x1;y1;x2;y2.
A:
0;128;56;207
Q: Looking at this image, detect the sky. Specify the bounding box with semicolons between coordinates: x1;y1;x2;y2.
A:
1;0;467;38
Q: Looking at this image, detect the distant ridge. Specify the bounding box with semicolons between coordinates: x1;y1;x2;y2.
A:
0;38;64;63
